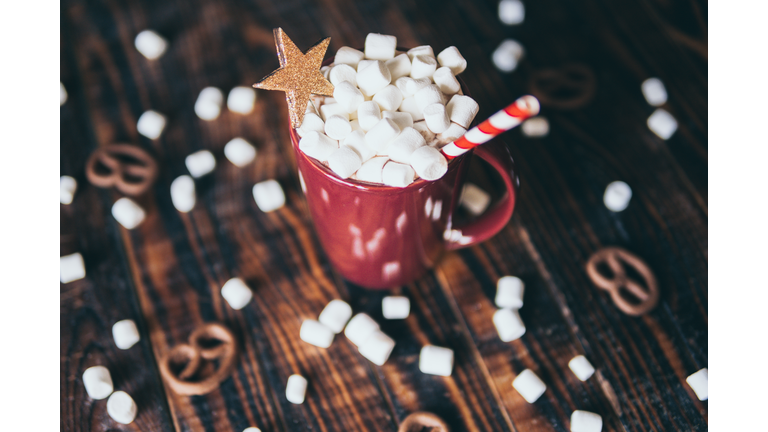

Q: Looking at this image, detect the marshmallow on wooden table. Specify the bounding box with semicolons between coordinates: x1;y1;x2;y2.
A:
357;59;377;72
388;127;426;163
365;118;401;153
460;183;491;215
300;319;335;348
493;308;526;342
328;146;362;179
499;0;525;25
286;374;307;404
382;296;410;319
344;313;380;346
60;253;85;283
437;46;467;75
570;410;602;432
60;82;68;105
297;112;325;137
641;77;667;106
252;180;285;212
335;46;365;68
399;97;425;121
195;87;224;120
320;102;349;121
413;121;436;142
333;81;365;113
686;368;708;401
410;55;438;80
407;45;435;60
386;53;412;80
137;110;166;139
82;366;113;400
358;330;396;365
318;299;353;333
496;276;524;309
414;85;443;112
358;101;382;131
185;150;216;178
364;33;397;60
357;60;392;97
396;76;431;97
433;67;461;95
603;181;632;212
568;355;596;381
325;115;353;140
492;39;525;72
410;145;447;181
299;131;338;161
227;86;256;114
522;117;550;137
221;278;253;310
112;319;140;350
135;30;167;60
423;103;450;134
329;64;358;87
440;122;467;142
513;369;546;403
419;345;454;376
107;391;137;424
446;94;479;128
382;162;415;188
373;85;404;111
170;175;196;213
224;137;257;167
112;198;145;229
647;108;677;139
60;176;77;205
355;157;389;184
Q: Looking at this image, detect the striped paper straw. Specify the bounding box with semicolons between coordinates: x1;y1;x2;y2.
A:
441;95;540;159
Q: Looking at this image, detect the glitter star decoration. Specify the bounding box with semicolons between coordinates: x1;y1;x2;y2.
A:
253;28;334;129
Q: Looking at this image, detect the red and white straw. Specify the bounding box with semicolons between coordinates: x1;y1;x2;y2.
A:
441;95;540;159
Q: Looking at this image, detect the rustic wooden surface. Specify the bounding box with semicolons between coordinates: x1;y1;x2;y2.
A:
60;0;708;430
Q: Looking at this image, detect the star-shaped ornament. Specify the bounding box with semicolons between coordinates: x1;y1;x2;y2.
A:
253;28;334;129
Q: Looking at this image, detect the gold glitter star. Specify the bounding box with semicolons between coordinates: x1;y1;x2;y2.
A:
253;28;334;129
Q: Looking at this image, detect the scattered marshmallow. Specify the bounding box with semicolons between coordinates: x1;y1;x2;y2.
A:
386;53;413;80
335;47;365;68
382;162;415;188
112;198;146;229
60;82;68;105
299;131;338;161
343;130;376;162
603;181;632;212
134;30;167;60
365;118;401;153
107;391;137;424
112;320;140;350
358;101;383;131
357;59;377;72
185;150;217;178
286;374;308;404
359;330;396;366
686;368;708;401
329;64;358;87
409;145;447;181
344;313;380;346
446;95;479;128
388;127;426;163
440;123;467;142
297;112;325;137
170;175;196;213
493;308;526;342
423;103;450;134
137;110;166;139
407;45;435;60
356;157;389;184
221;278;253;310
60;176;77;205
641;78;668;106
647;108;677;139
568;355;596;381
419;345;454;376
227;86;256;114
318;299;353;333
437;46;467;75
224;137;257;167
334;81;365;113
60;253;86;284
399;97;425;121
320;103;349;121
414;85;443;112
492;39;524;73
82;366;113;400
357;60;392;97
496;276;524;309
195;87;223;120
521;117;550;137
300;319;335;348
410;55;438;80
382;296;410;319
570;410;602;432
499;0;525;25
382;111;414;130
433;67;461;95
252;180;285;212
460;183;491;215
325;115;353;140
364;33;397;61
373;85;404;111
513;369;546;403
328;146;362;179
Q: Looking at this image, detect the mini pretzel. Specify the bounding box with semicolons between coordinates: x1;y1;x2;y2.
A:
85;144;158;196
585;247;659;316
398;412;450;432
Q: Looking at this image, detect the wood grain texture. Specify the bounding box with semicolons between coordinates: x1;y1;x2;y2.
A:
60;0;707;430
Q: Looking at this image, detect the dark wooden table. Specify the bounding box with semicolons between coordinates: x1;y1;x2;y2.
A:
60;0;708;430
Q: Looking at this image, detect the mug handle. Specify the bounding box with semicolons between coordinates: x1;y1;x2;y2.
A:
444;140;518;251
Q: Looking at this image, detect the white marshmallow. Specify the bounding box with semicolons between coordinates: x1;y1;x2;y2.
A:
358;101;382;131
388;127;426;163
195;87;224;121
323;97;337;105
224;137;257;167
320;103;349;121
372;85;404;111
423;103;450;134
328;146;362;179
357;59;377;72
355;157;389;184
437;46;467;75
364;33;397;61
252;180;285;212
492;39;525;72
300;319;335;348
399;97;425;121
499;0;525;25
382;111;414;130
335;46;365;68
570;410;602;432
439;123;467;142
342;130;376;162
603;181;632;212
170;175;196;213
433;67;461;95
299;131;338;161
396;77;432;97
357;61;392;97
446;95;479;128
297;112;325;137
321;66;331;79
228;86;256;114
410;55;437;80
134;30;167;60
647;108;677;139
496;276;524;309
60;253;86;284
185;150;216;178
382;296;410;319
460;183;491;215
409;145;447;181
686;368;708;401
358;330;396;366
568;355;596;381
60;176;77;205
419;345;454;376
641;77;668;106
414;85;443;112
365;118;401;153
112;198;145;229
344;313;380;346
521;117;550;137
243;428;262;432
60;82;67;105
329;64;358;87
325;115;353;140
407;45;434;60
221;278;253;310
82;366;113;400
493;308;526;342
107;391;137;424
386;53;412;80
513;369;546;403
333;81;365;113
112;319;140;350
286;374;307;404
318;299;353;334
382;162;415;188
137;110;166;139
413;121;436;142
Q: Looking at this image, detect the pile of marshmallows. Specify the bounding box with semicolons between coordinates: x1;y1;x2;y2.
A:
297;33;479;187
